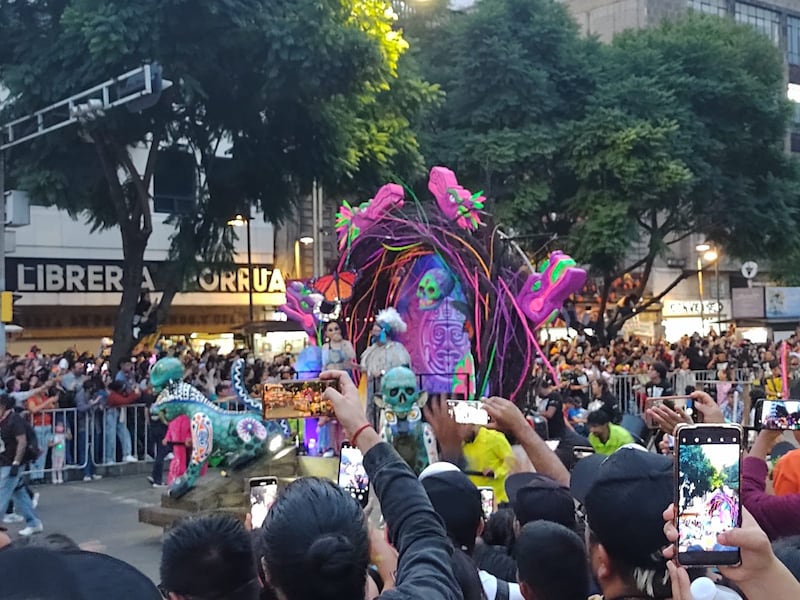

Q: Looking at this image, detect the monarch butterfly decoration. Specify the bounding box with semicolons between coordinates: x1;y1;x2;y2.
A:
310;269;358;323
311;269;358;303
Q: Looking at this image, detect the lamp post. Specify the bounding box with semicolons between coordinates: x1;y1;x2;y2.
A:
294;236;314;279
695;243;720;334
227;214;253;323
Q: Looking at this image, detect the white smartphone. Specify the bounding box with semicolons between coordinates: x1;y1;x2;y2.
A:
249;476;278;529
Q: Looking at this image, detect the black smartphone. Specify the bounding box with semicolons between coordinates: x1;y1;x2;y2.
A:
675;424;742;567
479;487;494;520
249;476;278;529
338;441;369;508
755;399;800;430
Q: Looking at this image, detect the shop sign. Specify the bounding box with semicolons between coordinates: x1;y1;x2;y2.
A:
6;258;286;295
662;300;729;318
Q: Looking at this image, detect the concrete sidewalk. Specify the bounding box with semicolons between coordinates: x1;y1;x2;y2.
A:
5;475;164;581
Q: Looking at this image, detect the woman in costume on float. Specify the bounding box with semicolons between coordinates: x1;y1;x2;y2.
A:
360;308;412;427
319;321;358;455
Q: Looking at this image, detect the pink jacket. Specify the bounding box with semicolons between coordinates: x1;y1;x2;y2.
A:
742;456;800;541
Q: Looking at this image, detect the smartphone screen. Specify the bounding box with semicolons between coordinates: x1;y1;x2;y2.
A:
338;442;369;508
249;477;278;529
676;425;742;566
262;379;337;420
447;400;489;425
479;487;494;520
645;397;694;428
756;400;800;430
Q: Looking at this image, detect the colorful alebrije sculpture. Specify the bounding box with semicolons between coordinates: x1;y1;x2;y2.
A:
280;281;325;337
375;366;437;474
518;251;587;330
335;166;586;400
335;183;405;250
428;166;485;231
149;358;285;498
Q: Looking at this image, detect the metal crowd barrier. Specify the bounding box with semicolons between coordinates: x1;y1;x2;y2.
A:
22;403;154;483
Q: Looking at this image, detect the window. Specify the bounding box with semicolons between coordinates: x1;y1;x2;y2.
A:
687;0;729;17
153;150;196;214
735;2;780;44
789;16;800;66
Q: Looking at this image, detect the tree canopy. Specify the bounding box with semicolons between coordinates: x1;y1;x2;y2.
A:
0;0;434;363
415;2;800;341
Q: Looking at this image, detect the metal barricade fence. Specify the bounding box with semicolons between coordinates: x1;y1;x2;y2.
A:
23;403;153;482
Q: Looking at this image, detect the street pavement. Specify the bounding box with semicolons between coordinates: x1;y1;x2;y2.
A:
5;475;164;581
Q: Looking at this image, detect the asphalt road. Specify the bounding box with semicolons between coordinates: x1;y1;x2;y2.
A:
4;475;164;581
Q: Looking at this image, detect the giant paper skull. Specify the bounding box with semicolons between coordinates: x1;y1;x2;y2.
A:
417;268;455;311
379;366;422;419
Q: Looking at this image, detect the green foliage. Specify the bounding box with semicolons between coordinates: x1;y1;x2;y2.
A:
679;444;715;510
415;6;800;339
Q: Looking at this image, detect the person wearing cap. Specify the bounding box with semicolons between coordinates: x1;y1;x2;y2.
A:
505;472;576;530
515;520;589;600
586;410;635;456
420;462;524;600
645;361;673;399
571;446;674;599
0;394;44;536
741;429;800;541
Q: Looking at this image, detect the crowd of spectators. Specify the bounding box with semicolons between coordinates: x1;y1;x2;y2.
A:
1;370;800;599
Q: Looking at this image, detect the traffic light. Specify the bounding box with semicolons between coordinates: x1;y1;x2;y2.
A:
118;62;164;113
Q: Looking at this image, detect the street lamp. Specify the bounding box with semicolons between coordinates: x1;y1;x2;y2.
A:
294;236;314;279
227;214;253;323
695;243;721;333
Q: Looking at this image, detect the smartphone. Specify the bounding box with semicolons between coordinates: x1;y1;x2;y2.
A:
573;445;595;460
755;399;800;430
645;396;694;428
249;476;279;529
479;487;494;520
338;441;369;508
262;379;338;420
675;424;742;567
447;400;490;425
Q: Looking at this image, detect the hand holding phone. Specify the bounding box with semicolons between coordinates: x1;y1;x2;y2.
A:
675;424;742;567
249;476;278;529
755;400;800;430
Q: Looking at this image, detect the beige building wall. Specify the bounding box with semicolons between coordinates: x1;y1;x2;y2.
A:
560;0;687;40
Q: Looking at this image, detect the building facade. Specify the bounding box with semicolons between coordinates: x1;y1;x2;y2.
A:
3;144;306;356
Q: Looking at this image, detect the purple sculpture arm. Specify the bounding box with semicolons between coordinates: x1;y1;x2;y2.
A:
279;281;323;337
428;166;485;231
517;251;587;331
336;183;405;249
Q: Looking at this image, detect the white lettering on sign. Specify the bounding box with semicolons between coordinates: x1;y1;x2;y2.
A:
9;260;286;294
663;300;728;317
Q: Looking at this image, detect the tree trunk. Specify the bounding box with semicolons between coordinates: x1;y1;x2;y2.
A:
109;228;148;375
595;276;612;345
155;266;183;328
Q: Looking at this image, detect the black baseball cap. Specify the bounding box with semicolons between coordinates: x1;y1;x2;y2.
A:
0;547;161;599
570;446;673;569
505;473;576;529
419;462;482;553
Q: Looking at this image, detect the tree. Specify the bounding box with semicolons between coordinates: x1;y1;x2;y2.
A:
0;0;433;368
516;14;800;341
412;0;599;205
414;5;800;343
678;444;715;511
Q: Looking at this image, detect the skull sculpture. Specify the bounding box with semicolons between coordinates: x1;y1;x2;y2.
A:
417;268;455;311
378;366;424;418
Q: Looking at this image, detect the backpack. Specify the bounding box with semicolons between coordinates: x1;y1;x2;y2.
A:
21;416;42;464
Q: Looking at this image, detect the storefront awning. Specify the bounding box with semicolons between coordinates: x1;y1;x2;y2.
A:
238;320;306;335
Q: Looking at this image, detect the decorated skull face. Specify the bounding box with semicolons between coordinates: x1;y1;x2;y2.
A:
417;268;455;310
379;366;421;418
